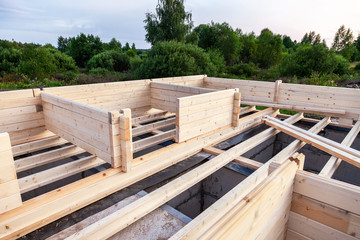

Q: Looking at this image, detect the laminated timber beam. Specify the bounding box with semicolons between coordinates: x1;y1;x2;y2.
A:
12;136;68;157
0;108;279;240
270;116;331;164
319;120;360;177
263;116;360;168
64;113;303;240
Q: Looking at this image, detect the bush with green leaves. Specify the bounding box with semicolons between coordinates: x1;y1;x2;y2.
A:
134;41;219;79
228;62;259;78
279;44;349;77
87;50;130;72
0;47;21;73
18;45;77;79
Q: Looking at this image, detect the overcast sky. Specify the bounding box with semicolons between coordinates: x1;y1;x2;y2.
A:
1;0;359;49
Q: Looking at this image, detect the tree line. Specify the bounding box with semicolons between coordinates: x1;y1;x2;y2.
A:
0;0;360;89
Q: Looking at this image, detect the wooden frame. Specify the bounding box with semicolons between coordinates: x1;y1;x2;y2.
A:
0;75;360;240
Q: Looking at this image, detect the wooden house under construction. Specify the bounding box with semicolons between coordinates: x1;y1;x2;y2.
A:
0;75;359;239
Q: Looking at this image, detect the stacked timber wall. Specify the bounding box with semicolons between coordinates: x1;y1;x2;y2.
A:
204;77;360;121
0;133;22;214
288;171;360;239
176;89;240;142
0;89;53;146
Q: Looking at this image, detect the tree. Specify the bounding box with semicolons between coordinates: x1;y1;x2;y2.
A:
66;33;103;68
123;42;130;51
194;22;240;65
57;36;70;53
332;25;354;51
135;41;220;78
355;34;360;52
301;31;322;45
279;44;349;77
144;0;193;45
256;28;282;68
106;38;122;51
282;35;295;49
238;32;257;63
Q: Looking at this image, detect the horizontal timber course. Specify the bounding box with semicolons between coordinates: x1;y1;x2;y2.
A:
0;133;22;214
176;88;240;142
288;171;360;239
0;89;54;146
204;77;360;120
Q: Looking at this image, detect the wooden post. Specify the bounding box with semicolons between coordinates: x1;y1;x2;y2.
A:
232;88;241;127
0;132;22;214
273;80;282;103
119;108;132;172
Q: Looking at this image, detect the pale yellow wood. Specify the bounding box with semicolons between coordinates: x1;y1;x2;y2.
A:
202;146;263;170
64;131;297;240
0;133;22;214
15;145;86;172
41;92;109;123
176;89;236;142
320;120;360;177
132;117;175;137
270;116;330;164
286;229;312;240
291;192;360;238
12;136;68;157
273;79;282;103
119;108;132;171
133;130;176;153
294;170;360;215
232;90;241;127
18;155;105;194
263;116;360;168
0;106;264;239
132;111;175;125
0;194;22;215
288;211;358;240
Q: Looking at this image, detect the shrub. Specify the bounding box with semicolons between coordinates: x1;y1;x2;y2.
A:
89;67;109;75
130;56;143;73
0;47;21;72
135;41;219;79
228;62;259;77
279;44;349;77
87;50;130;72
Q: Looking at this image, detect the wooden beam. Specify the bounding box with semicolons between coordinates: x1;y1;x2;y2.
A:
294;170;360;215
119;109;132;172
291;192;360;237
132;111;175;125
320;120;360;177
288;211;358;240
263;116;360;168
132;117;175;137
232;90;241;127
0;133;22;214
15;145;86;172
243;100;346;116
18;155;105;194
12;136;68;157
202;146;263;170
273;79;282;103
133;129;176;153
269;116;330;164
240;105;256;115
